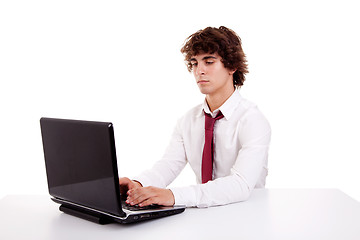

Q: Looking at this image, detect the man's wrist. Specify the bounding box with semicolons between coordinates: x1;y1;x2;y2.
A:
168;189;175;206
132;180;143;187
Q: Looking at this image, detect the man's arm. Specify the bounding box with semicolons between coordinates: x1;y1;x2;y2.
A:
132;118;188;189
121;118;187;206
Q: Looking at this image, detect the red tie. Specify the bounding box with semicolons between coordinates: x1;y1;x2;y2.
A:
202;111;224;184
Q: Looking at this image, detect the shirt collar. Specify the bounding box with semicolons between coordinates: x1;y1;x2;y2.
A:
197;90;242;120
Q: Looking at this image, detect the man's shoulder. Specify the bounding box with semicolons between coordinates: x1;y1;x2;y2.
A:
238;97;258;114
171;104;202;132
179;103;202;121
187;103;203;115
232;94;269;123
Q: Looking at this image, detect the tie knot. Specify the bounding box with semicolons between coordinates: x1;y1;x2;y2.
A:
204;111;223;130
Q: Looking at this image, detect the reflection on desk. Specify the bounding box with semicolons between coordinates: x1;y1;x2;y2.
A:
1;189;359;240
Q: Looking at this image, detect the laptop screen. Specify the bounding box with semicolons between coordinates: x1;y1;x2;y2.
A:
40;118;123;216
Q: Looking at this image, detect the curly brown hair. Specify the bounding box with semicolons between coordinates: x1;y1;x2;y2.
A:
180;26;248;88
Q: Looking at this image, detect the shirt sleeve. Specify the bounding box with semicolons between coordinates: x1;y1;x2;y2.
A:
134;119;188;188
170;111;271;208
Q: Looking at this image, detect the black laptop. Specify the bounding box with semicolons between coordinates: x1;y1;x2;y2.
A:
40;117;185;224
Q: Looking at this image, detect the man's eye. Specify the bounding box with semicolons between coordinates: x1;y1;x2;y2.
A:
191;62;198;67
206;61;214;65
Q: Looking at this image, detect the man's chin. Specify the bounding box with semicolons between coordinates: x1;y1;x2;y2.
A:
197;87;211;95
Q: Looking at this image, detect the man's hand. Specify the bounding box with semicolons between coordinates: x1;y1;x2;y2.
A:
119;177;142;199
126;186;175;207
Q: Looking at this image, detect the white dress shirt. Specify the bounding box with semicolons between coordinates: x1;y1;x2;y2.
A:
135;90;271;208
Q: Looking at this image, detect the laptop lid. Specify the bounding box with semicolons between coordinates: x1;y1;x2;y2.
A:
40;117;124;217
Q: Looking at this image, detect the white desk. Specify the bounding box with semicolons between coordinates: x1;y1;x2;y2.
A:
1;189;359;240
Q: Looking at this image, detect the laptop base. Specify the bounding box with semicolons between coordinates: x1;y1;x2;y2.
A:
59;204;114;225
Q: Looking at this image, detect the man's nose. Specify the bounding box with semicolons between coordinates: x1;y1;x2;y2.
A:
195;63;205;75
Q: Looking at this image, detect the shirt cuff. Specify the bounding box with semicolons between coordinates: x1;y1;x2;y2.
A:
170;186;198;208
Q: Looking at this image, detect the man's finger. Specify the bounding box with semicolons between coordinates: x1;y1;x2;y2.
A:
127;188;154;205
139;198;156;207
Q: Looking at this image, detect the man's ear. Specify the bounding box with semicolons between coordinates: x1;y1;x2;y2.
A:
229;69;236;75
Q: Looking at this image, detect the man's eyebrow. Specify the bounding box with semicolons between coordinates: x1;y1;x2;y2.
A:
189;56;217;62
202;56;217;60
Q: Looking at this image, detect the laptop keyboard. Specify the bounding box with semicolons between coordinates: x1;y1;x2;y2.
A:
122;201;161;211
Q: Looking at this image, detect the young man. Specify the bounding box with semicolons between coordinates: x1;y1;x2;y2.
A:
119;26;271;208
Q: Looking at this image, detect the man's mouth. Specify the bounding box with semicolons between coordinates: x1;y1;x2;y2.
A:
197;80;209;84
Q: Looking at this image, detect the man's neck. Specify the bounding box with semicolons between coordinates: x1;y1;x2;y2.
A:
206;88;235;112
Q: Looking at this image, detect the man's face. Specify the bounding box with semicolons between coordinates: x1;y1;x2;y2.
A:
190;53;234;96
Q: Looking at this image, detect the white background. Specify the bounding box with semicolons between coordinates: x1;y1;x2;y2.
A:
1;0;359;201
